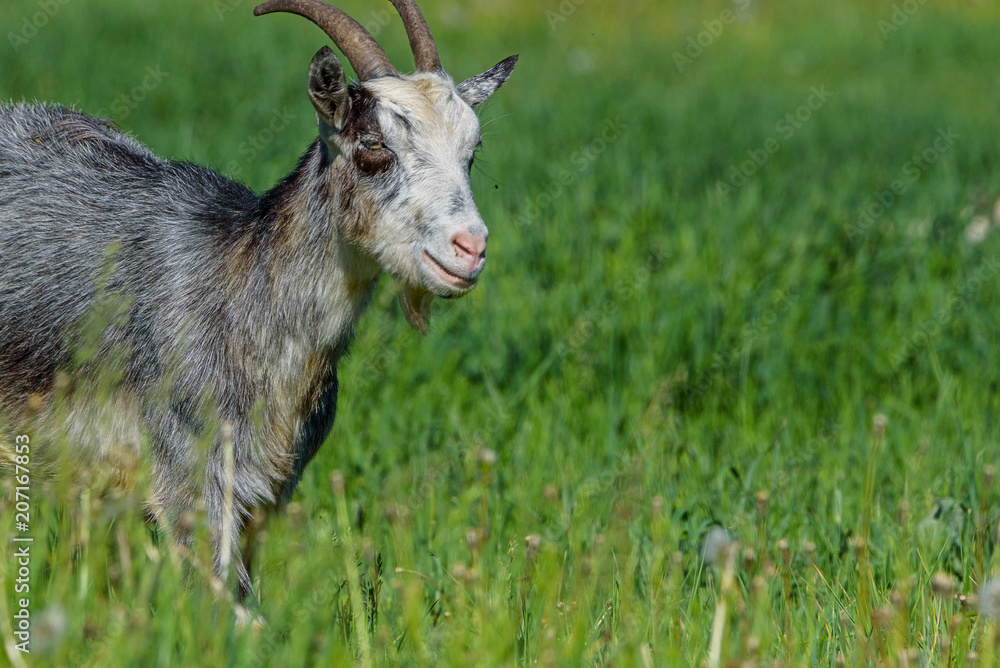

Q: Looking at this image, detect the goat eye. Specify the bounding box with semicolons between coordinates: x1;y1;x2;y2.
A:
362;140;385;151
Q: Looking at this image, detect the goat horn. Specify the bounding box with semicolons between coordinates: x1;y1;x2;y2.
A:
254;0;398;81
387;0;442;73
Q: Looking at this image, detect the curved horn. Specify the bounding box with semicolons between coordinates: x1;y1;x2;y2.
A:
254;0;398;80
388;0;442;73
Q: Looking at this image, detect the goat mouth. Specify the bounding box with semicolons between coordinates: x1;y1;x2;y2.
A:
421;251;478;291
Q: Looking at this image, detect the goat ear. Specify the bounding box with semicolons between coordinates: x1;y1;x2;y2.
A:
308;47;351;148
457;55;518;109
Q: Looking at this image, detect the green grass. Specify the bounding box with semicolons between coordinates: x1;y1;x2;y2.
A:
2;0;1000;665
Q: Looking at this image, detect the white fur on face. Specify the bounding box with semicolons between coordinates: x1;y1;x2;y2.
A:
348;74;488;298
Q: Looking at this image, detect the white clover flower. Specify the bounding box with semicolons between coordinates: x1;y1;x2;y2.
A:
702;526;736;567
980;577;1000;619
33;605;68;655
965;216;990;244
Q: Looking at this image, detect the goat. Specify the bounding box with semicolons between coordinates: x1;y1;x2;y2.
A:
0;0;517;599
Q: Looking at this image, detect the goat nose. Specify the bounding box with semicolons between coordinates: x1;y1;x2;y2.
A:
451;231;487;262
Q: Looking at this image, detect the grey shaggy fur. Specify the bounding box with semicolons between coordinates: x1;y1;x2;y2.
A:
0;102;345;595
0;25;515;602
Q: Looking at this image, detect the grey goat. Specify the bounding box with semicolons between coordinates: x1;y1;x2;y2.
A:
0;0;516;598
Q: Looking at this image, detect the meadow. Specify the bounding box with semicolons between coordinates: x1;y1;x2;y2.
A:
1;0;1000;665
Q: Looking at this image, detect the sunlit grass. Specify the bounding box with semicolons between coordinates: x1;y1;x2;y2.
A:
1;0;1000;665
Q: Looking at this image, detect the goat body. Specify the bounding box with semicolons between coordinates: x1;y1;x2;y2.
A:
0;0;516;597
0;102;373;588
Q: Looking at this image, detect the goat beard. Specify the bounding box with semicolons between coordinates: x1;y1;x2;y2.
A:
397;283;434;335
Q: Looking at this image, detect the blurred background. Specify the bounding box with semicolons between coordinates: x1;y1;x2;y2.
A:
1;0;1000;664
